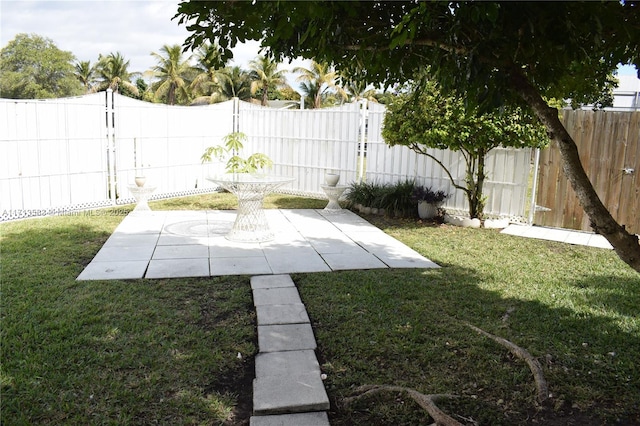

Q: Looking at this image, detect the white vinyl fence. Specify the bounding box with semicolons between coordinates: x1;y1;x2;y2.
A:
1;92;532;222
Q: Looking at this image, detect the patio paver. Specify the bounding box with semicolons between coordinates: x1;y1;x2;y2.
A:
77;209;440;280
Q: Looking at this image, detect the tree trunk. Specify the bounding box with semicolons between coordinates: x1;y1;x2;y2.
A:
511;71;640;273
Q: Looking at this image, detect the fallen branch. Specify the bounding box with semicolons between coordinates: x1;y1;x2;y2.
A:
465;322;550;404
344;384;463;426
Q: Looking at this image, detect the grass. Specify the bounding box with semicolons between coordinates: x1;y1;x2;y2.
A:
1;193;639;425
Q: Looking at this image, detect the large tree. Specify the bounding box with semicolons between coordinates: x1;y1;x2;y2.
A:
293;61;346;108
248;55;289;106
74;60;96;94
149;44;196;105
94;52;139;96
0;33;83;99
176;1;640;272
190;42;227;104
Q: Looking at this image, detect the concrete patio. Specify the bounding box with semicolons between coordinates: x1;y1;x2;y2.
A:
77;209;439;281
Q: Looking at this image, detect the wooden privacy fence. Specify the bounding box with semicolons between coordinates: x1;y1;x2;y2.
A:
535;110;640;234
1;92;532;222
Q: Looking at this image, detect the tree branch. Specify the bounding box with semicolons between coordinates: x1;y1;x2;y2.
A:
408;143;469;196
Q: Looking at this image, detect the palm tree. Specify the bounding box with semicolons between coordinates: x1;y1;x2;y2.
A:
189;43;228;105
215;66;252;101
94;52;139;95
149;44;197;105
248;55;289;106
343;78;378;103
293;61;347;108
74;60;95;93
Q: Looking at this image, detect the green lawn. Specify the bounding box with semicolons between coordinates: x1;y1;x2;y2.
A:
1;194;638;425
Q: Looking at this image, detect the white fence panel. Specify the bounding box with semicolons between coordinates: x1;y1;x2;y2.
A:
238;101;360;196
113;94;234;201
1;94;531;221
0;94;108;218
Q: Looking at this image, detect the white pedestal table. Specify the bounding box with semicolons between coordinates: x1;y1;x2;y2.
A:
207;174;295;242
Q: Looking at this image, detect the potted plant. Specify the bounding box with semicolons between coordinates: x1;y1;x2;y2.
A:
411;186;450;219
201;131;273;174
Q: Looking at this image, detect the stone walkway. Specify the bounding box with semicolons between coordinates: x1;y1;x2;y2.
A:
77;209;439;281
501;224;613;249
250;274;330;425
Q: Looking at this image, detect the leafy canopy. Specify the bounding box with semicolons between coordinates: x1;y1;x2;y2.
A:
0;33;83;99
383;75;548;218
176;1;639;109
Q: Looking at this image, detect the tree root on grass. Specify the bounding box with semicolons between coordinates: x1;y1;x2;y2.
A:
343;323;550;425
464;322;550;404
344;385;463;426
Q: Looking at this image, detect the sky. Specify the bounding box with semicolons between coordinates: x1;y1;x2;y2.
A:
0;0;310;89
1;0;637;86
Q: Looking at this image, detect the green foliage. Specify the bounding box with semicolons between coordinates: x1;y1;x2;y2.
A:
293;61;347;108
383;77;547;218
411;186;450;205
94;52;139;96
249;55;289;106
201;131;273;174
346;180;418;218
0;33;83;99
176;1;638;111
149;44;197;105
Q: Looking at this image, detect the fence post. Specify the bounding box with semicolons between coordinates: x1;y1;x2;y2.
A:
358;98;368;182
105;89;117;205
528;148;541;225
232;97;240;133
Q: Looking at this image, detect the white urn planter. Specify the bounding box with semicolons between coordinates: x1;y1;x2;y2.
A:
324;172;340;187
417;201;439;220
135;176;147;187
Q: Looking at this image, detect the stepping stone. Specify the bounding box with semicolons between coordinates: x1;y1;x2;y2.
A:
258;323;317;352
251;274;295;289
253;287;302;307
256;304;310;326
255;350;320;378
250;411;329;426
253;372;330;415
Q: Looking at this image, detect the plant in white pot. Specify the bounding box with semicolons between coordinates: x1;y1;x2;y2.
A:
411;186;450;220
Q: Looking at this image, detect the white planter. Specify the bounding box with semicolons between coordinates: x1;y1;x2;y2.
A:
135;176;146;187
324;172;340;186
417;201;438;219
